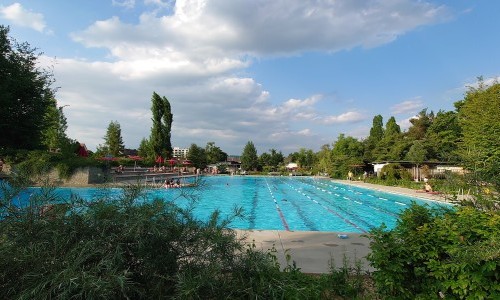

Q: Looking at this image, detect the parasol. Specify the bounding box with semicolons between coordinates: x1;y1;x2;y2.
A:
128;155;143;170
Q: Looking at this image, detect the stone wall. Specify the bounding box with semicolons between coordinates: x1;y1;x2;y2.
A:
1;164;110;186
33;167;109;186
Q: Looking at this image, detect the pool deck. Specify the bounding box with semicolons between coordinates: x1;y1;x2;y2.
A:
334;179;453;203
237;179;453;274
236;229;373;274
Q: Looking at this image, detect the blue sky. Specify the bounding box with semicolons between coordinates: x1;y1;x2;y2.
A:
1;0;499;155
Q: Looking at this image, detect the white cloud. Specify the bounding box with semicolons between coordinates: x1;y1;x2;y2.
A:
282;95;321;112
464;76;500;90
42;0;448;154
72;0;447;59
320;111;365;125
144;0;175;8
391;98;424;114
0;3;48;33
112;0;136;9
398;117;414;132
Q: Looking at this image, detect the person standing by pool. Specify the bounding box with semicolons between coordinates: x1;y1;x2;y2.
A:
424;182;433;192
347;171;353;181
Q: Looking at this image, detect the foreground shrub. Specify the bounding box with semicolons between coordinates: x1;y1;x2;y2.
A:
0;183;245;299
367;203;500;299
0;178;369;299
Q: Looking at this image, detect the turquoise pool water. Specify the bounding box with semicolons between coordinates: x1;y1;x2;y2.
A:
3;176;450;232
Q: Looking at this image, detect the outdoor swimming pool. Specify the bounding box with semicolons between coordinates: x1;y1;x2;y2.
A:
8;176;450;233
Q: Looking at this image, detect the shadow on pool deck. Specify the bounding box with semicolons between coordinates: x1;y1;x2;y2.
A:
236;230;373;274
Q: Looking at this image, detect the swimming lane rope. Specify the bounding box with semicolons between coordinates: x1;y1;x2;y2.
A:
264;179;290;231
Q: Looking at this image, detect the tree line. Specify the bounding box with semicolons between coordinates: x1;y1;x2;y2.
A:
237;80;498;186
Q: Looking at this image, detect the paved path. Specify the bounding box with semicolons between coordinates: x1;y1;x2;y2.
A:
333;179;454;203
236;229;372;274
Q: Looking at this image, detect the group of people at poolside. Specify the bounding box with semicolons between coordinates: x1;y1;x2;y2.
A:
149;165;189;173
150;165;168;172
114;165;125;173
347;170;369;181
164;178;182;189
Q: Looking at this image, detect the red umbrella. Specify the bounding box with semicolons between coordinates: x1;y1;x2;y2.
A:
128;155;143;170
128;155;143;161
155;156;164;164
167;158;177;165
182;160;192;165
98;155;117;161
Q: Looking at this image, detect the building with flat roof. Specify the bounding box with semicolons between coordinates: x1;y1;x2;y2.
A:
226;155;241;163
173;147;189;158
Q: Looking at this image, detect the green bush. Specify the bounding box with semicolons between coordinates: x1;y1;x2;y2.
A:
0;182;246;299
1;173;370;299
380;163;412;182
6;150;105;181
367;203;500;299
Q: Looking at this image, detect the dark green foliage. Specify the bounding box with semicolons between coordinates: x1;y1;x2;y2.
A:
187;143;207;169
329;134;364;178
0;25;55;150
41;99;74;152
162;96;173;158
425;110;461;162
241;141;259;171
374;116;404;161
150;92;173;159
457;82;500;181
364;115;384;161
379;163;412;182
368;204;500;299
138;137;153;161
205;142;227;164
405;140;427;164
4;149;99;181
316;144;333;176
288;148;317;172
259;148;284;172
406;109;434;141
0;179;244;299
102;120;125;157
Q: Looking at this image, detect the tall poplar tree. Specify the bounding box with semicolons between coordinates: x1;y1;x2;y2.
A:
162;96;173;158
374;116;404;160
364;115;384;161
150;92;173;158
